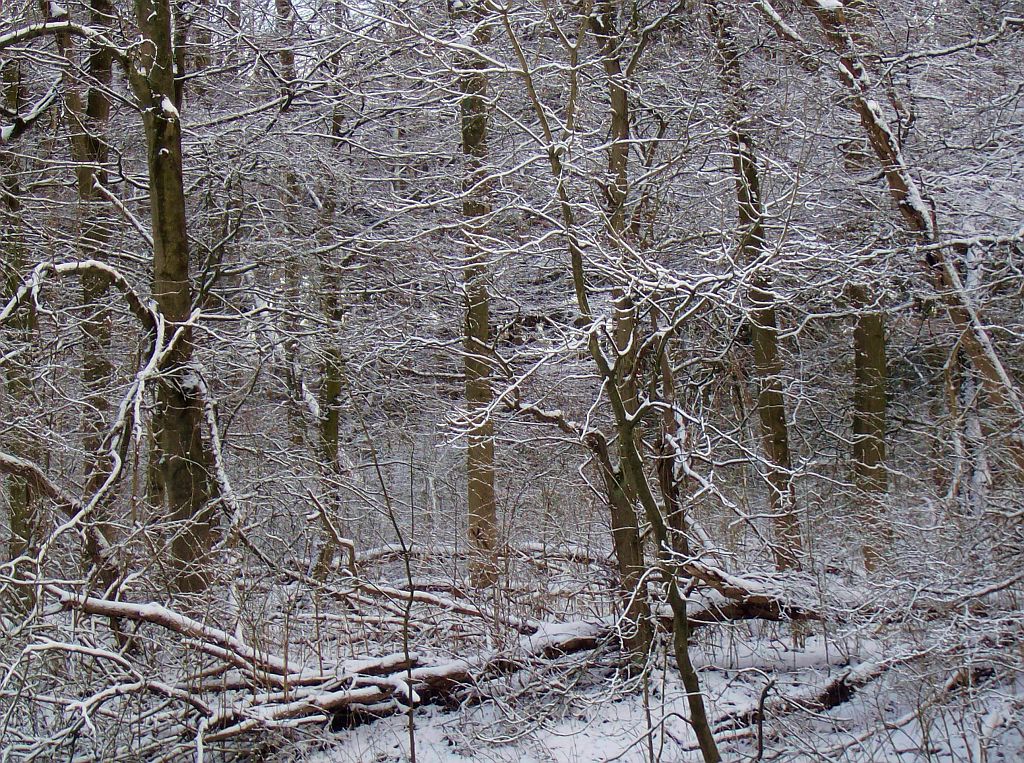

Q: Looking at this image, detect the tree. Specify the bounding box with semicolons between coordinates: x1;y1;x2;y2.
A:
799;0;1024;477
454;0;500;588
587;0;656;659
708;0;803;571
1;61;39;588
0;0;217;592
133;0;216;592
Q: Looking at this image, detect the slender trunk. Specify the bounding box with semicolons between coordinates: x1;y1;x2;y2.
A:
313;12;349;531
2;62;44;615
314;195;350;579
274;1;304;444
849;284;889;569
133;0;214;593
275;0;296;99
588;0;654;660
1;62;38;582
655;336;691;548
49;0;120;588
610;375;721;763
951;354;990;514
588;9;716;752
950;246;991;514
500;15;717;755
709;3;802;570
280;174;308;446
586;433;655;664
455;7;498;588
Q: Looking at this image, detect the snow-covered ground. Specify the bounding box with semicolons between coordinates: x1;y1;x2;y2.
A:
299;629;1024;762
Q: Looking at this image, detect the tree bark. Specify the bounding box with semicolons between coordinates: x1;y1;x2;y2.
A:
709;2;802;570
610;372;722;763
849;284;889;569
587;0;656;661
803;0;1024;476
47;0;121;588
314;195;351;580
586;432;655;664
133;0;215;593
1;61;38;588
455;7;498;588
500;11;718;752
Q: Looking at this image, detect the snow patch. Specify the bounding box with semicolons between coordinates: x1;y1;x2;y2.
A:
160;96;179;119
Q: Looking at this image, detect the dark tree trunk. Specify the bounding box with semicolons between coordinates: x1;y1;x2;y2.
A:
133;0;214;593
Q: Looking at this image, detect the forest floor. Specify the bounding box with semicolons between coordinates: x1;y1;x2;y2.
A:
295;622;1023;762
9;539;1020;761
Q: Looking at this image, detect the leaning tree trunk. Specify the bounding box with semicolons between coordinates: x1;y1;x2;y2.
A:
803;0;1024;476
709;2;802;571
454;4;499;589
132;0;214;594
601;355;723;763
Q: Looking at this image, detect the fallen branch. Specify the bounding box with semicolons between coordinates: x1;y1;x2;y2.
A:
41;583;608;747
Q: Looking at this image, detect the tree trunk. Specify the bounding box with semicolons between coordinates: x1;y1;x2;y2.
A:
503;9;720;753
455;8;498;589
48;0;121;588
314;195;351;580
609;374;722;763
849;284;889;569
1;62;35;561
588;0;655;661
133;0;214;593
275;0;296;98
1;62;38;585
586;433;655;664
710;3;802;570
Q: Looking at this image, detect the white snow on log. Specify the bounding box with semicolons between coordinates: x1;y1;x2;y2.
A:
519;620;603;652
410;658;474;682
343;652;418;674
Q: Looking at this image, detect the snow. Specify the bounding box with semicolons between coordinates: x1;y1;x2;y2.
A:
815;0;843;9
160;96;179;119
304;631;1024;762
343;652;417;675
519;620;603;652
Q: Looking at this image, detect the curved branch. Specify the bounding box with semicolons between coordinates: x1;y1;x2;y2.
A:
0;21;129;63
0;260;157;333
0;451;81;513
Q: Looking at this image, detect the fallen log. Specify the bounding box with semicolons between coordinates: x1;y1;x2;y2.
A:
44;583;609;746
681;561;822;624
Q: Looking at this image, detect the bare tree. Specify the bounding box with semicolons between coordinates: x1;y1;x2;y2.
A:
708;0;803;571
453;0;499;588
